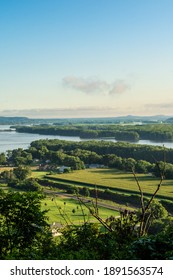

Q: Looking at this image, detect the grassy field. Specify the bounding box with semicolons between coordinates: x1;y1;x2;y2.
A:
31;170;48;178
2;167;172;224
0;167;13;172
42;195;119;225
45;168;173;199
0;169;119;225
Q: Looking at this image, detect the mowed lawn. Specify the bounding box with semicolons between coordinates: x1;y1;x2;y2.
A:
42;195;119;225
47;168;173;199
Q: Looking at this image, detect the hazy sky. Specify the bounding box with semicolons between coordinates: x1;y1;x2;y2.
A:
1;0;173;118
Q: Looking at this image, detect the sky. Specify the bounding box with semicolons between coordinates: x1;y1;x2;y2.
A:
0;0;173;118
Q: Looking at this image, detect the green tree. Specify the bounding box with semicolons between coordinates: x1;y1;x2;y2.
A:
82;187;90;197
14;178;41;191
0;170;15;182
64;155;85;170
123;158;136;171
135;160;152;173
0;153;7;165
13;165;31;181
0;190;53;259
6;148;32;166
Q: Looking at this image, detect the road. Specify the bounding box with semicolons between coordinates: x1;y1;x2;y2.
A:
44;189;136;213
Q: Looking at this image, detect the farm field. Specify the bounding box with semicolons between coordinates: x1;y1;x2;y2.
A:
46;168;173;199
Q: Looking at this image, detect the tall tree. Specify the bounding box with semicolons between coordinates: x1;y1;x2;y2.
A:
0;190;53;259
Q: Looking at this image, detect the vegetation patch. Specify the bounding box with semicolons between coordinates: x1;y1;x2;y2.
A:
42;196;119;225
46;168;173;199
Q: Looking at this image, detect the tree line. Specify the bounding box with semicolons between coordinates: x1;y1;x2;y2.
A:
1;139;173;178
15;123;173;141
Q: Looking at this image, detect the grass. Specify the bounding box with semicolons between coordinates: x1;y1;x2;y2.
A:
0;167;13;172
0;169;119;225
2;167;172;224
42;195;119;225
31;170;48;178
47;168;173;199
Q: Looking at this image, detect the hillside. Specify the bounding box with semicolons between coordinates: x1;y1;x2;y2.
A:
0;114;172;125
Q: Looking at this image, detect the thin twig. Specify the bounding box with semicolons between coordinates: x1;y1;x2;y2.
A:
76;194;113;232
131;168;145;214
75;192;86;224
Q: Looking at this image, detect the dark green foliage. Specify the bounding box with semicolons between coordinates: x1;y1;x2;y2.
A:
0;153;7;165
81;187;90;197
2;137;173;178
63;155;85;170
0;190;53;259
28;138;173;165
152;161;173;179
105;210;137;243
13;165;31;181
38;178;77;194
9;178;41;191
161;200;173;215
129;231;173;260
55;209;173;260
0;170;15;182
56;223;100;259
0;187;172;260
15;123;173;142
7;148;33;166
56;223;127;260
147;218;172;235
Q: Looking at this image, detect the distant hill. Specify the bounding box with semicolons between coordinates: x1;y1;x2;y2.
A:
165;117;173;123
0;115;172;125
107;115;170;123
0;116;29;125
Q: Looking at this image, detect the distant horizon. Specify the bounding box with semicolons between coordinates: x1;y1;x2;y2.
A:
0;111;173;120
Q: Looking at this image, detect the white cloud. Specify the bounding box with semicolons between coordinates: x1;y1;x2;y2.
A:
109;80;130;94
63;76;108;94
63;75;130;95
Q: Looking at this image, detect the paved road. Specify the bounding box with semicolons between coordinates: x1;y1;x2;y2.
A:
44;189;136;213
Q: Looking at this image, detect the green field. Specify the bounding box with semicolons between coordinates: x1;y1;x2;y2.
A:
42;195;119;225
46;168;173;199
2;167;173;225
0;169;119;225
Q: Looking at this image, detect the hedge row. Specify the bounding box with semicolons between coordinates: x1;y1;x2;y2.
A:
38;178;173;213
38;178;142;208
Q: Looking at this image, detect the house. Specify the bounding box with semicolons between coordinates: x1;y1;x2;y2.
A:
58;165;71;173
50;222;63;237
38;164;58;171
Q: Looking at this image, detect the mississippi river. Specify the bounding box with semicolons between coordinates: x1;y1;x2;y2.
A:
0;125;173;153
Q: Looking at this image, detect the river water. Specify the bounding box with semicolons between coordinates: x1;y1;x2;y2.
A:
0;125;173;153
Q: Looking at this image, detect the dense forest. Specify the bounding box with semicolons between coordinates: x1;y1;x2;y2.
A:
1;138;173;178
15;123;173;142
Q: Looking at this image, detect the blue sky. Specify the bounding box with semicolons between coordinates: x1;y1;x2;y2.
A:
1;0;173;118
